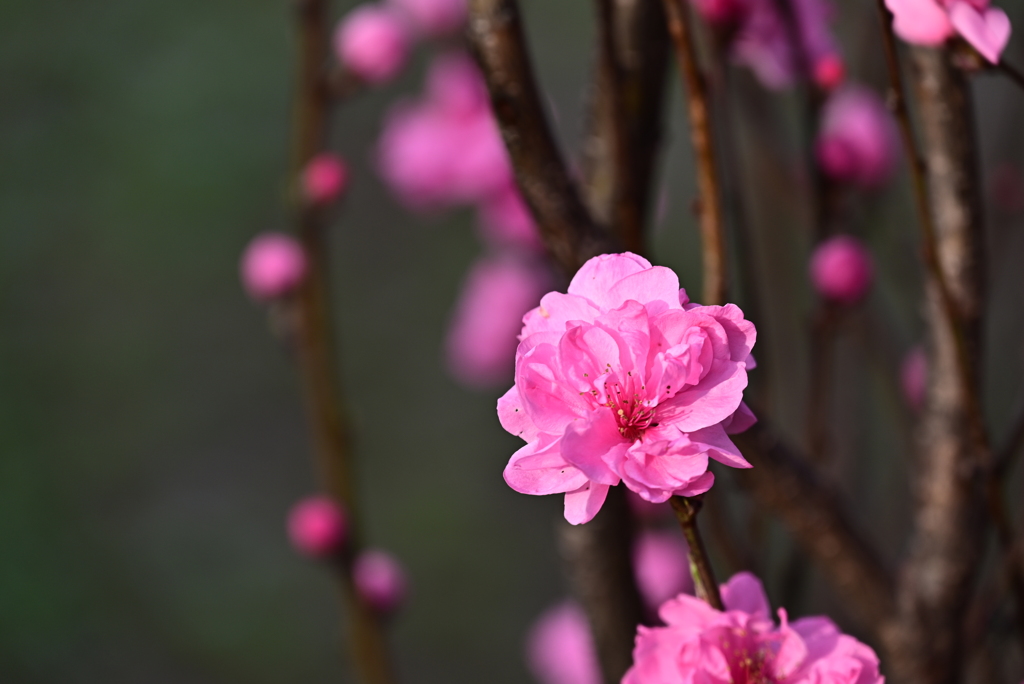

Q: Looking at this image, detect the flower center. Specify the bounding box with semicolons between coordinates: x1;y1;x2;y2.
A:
604;373;656;442
721;629;777;684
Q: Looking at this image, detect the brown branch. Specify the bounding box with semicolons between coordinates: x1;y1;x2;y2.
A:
557;487;645;684
581;0;670;253
289;1;394;682
733;417;896;634
670;496;724;609
661;0;727;305
466;0;616;273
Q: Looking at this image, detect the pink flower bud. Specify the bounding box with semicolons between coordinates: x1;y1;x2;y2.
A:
302;153;349;205
900;346;928;412
446;256;552;388
813;53;845;90
288;496;348;558
525;601;601;684
353;549;407;613
335;5;410;84
816;85;899;188
691;0;749;24
633;530;694;612
809;235;874;304
388;0;467;37
240;233;307;301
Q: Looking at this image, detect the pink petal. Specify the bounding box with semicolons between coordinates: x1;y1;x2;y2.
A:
885;0;953;45
773;609;810;680
949;2;1011;63
720;571;771;619
522;292;602;338
561;411;627;486
721;402;757;435
497;385;540;441
567;253;654;308
563;482;611;524
689;424;751;469
673;470;715;497
504;435;589;495
605;266;684;315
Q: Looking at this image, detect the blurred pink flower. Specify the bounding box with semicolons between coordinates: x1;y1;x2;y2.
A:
499;253;756;524
633;530;694;612
388;0;467;37
624;572;884;684
886;0;1010;63
334;5;410;84
525;601;601;684
809;235;874;304
240;232;307;301
377;52;513;210
446;256;553;388
900;346;928;412
353;549;408;613
288;496;348;558
301;153;349;205
732;0;844;90
477;182;544;252
816;86;900;188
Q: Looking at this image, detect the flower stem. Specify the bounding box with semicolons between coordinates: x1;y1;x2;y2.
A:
670;495;723;610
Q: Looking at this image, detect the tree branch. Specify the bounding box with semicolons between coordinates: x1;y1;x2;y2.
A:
289;1;394;682
581;0;670;253
466;0;615;273
733;417;896;635
670;496;724;609
660;0;728;305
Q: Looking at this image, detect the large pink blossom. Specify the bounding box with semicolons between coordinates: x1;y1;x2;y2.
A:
499;253;756;524
624;572;885;684
885;0;1010;63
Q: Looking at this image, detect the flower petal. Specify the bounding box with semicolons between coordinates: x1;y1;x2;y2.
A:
563;482;610;524
949;2;1011;63
568;252;654;308
720;571;771;619
886;0;953;45
504;434;588;495
561;411;626;485
497;385;539;441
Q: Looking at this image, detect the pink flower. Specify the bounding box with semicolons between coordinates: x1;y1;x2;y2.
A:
477;182;544;252
446;256;554;388
624;572;885;684
334;5;410;84
499;253;756;525
900;346;928;412
731;0;844;90
377;52;513;210
288;496;348;558
240;232;307;301
525;601;601;684
301;153;349;205
816;86;900;189
387;0;467;37
886;0;1010;63
633;530;694;612
353;549;408;613
809;235;874;304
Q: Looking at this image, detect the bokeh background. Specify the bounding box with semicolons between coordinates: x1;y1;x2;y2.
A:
4;0;1024;681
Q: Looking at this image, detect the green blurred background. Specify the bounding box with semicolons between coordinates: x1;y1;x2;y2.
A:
3;0;1024;681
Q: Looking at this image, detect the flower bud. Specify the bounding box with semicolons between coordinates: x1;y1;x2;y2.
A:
353;549;407;613
633;530;694;612
815;85;899;188
809;235;874;304
812;53;845;90
900;346;928;412
335;5;410;84
287;496;348;558
525;601;601;684
302;153;349;205
240;233;307;301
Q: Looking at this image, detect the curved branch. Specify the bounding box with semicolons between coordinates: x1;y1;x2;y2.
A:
466;0;615;272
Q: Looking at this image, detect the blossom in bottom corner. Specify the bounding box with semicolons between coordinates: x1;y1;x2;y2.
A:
624;572;884;684
499;252;756;525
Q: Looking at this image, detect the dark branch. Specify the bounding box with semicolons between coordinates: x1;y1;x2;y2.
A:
466;0;615;273
670;496;724;609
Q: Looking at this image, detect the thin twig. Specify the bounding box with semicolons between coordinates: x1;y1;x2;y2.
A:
670;496;723;610
289;1;394;682
661;0;727;305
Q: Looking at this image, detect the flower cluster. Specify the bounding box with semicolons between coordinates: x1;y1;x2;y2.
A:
625;572;885;684
499;253;756;524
